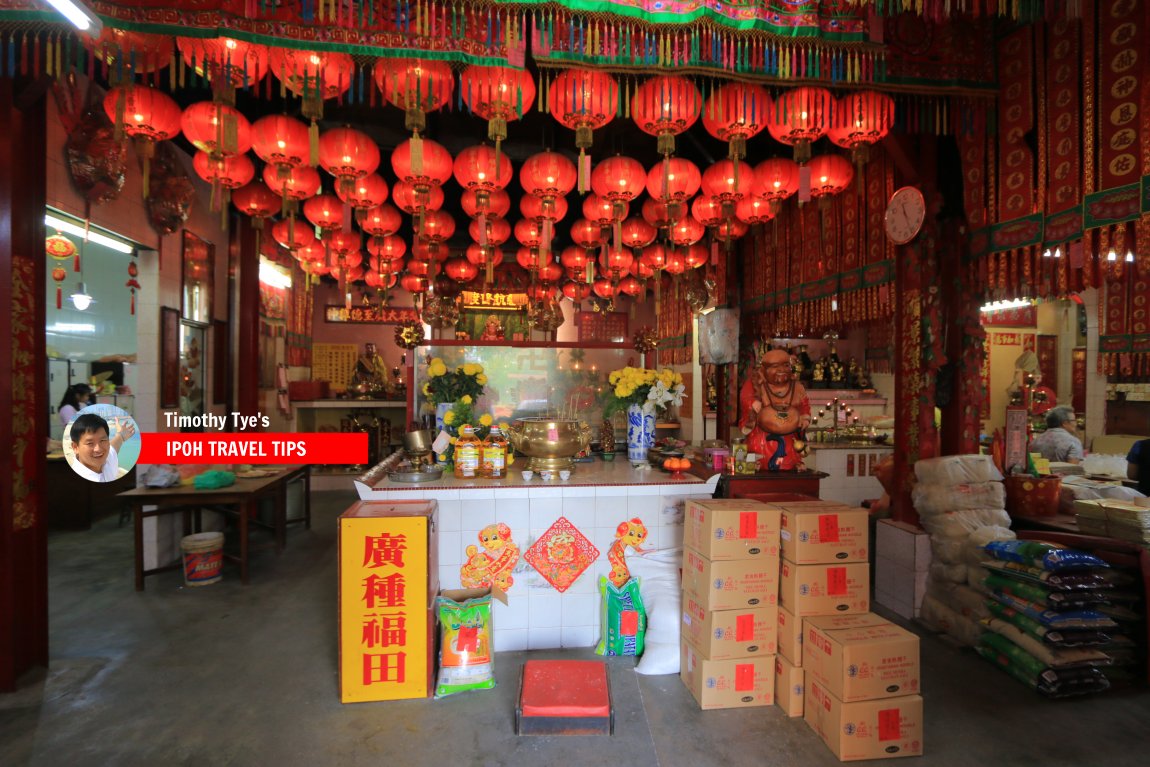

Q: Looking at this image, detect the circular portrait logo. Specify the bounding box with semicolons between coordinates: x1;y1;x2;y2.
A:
63;404;141;483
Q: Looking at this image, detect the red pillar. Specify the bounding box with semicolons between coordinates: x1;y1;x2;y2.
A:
236;219;260;418
0;79;49;690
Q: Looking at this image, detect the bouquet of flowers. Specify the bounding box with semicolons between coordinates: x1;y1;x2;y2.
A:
440;397;494;442
603;366;686;416
421;358;487;405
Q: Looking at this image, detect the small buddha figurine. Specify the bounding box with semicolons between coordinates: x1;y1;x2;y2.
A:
829;359;846;386
811;359;827;388
791;348;806;381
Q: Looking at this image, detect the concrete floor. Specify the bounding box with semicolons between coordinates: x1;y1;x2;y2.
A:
2;489;1148;766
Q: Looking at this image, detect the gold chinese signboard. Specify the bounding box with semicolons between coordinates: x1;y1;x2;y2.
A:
339;500;438;702
460;291;528;311
325;305;421;324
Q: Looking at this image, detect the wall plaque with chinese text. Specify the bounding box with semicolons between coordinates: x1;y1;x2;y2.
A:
325;305;420;324
575;311;629;343
339;500;438;702
1004;407;1030;475
460;291;528;310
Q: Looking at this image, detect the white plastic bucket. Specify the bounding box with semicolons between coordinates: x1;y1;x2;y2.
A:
181;532;224;586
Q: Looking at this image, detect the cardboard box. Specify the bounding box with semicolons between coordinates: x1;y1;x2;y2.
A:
805;680;923;761
681;597;777;660
680;641;775;709
875;519;931;573
874;559;929;621
779;561;870;616
774;655;804;717
779;505;869;564
777;605;803;666
803;613;920;702
684;499;781;561
682;547;779;611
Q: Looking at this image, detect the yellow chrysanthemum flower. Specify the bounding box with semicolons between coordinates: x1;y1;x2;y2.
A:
476;374;488;385
421;382;431;396
443;411;455;425
479;414;493;426
461;395;473;405
429;361;447;377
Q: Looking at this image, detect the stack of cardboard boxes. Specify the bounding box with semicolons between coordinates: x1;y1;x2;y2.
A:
679;499;781;709
772;499;923;761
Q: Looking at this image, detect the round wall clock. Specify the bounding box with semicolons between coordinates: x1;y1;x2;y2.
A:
883;186;926;245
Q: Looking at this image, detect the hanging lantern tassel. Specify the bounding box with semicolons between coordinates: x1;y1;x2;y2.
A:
488;116;507;180
578;148;590;194
586;258;594;284
478;215;489;246
135;138;154;199
486;254;495;284
729;136;745;187
411;132;424;175
308;120;320;167
613;220;621;252
655;272;662;315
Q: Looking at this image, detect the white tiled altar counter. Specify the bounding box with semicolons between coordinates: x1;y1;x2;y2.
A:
805;445;894;506
355;463;720;651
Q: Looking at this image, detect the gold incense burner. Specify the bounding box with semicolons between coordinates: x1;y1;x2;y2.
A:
506;417;592;473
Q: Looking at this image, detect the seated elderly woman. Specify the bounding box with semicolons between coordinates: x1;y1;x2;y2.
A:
1029;406;1084;464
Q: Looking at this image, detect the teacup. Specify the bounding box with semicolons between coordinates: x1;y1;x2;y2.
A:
559;470;572;481
521;470;534;481
540;470;554;481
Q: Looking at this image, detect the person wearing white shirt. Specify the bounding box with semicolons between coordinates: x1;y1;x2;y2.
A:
68;413;135;482
58;383;92;426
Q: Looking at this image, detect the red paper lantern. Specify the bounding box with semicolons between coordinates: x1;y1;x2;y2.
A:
375;58;454;134
462;189;510;220
262;164;321;202
669;216;705;246
548;69;618;157
103;86;182;174
620;218;657;250
232;181;280;222
537;263;564;283
702;82;770;165
178;37;269;90
685;243;710;269
469;217;511;247
445;257;479;284
599;247;634;275
466;243;504;267
361;203;403;237
337;173;389;212
181;102;251;159
460;65;536;149
365;270;398;290
327;230;362;259
193;151;254;197
520;150;577;202
641;198;675;230
691;195;726;228
631;76;702;156
520;195;569;224
663;250;688;275
319;126;381;196
640;244;668;270
766;87;834;164
593;279;617;299
454;144;513;201
517;246;547;271
617;275;644;296
392;181;444;214
272;218;316;252
562;281;593;302
514;219;545;249
391;137;453;205
51;264;68;309
296;245;325;264
270;49;354;101
367;234;407;262
755;157;801;212
631;259;656;280
808;154;855;199
406;260;430;277
421;210;456;243
646;158;701;202
251;115;310;177
716;219;749;240
560;246;588;270
829;91;895;165
583;194;622;227
570;219;602;249
591;156;646;221
702;159;752;208
736;196;776;225
303;194;344;232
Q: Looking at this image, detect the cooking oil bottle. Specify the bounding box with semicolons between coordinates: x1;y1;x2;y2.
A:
481;425;508;478
453;425;482;479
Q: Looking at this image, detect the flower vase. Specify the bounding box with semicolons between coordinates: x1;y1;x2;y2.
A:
626;403;657;468
434;402;453;466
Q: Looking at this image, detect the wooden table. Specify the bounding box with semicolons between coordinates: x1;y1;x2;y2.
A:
686;464;827;498
119;466;311;590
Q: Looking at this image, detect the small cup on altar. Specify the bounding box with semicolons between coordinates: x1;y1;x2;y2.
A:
540;470;554;481
521;470;534;481
559;470;571;481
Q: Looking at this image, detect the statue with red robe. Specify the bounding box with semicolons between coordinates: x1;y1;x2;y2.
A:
739;349;811;471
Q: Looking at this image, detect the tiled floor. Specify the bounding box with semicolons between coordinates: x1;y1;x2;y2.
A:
2;489;1149;766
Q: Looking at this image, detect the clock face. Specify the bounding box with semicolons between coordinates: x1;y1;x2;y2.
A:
884;186;926;245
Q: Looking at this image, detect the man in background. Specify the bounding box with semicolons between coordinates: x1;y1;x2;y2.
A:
1029;406;1083;464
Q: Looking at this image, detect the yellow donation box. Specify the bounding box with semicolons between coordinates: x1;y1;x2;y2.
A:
339;500;439;702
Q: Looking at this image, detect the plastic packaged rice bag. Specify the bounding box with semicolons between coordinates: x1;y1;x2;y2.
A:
976;632;1110;698
912;482;1006;517
987;601;1111;647
982;573;1110;610
986;591;1118;629
915;455;1004;486
596;576;646;657
980;560;1112;591
964;526;1016;565
435;592;495;698
984;540;1109;572
981;618;1111;668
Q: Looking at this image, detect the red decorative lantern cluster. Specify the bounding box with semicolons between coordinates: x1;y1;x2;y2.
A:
807;154;855;204
520;150;577;253
177;37;269;98
828;91;895;167
702;82;769;179
375;58;454;136
461;65;536;160
318;126;381;198
755;158;801;214
251;114;311;181
646;158;700;223
392;137;453;233
103;85;182;197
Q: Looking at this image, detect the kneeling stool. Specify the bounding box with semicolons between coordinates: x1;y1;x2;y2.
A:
516;660;613;736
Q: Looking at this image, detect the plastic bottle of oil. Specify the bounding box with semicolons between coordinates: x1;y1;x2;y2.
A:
481;425;508;478
453;425;482;479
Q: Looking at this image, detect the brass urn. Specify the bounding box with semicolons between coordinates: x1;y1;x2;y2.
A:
505;417;592;473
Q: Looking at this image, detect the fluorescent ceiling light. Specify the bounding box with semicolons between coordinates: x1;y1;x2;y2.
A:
47;323;96;333
980;298;1032;313
43;0;101;32
259;261;293;289
45;214;133;254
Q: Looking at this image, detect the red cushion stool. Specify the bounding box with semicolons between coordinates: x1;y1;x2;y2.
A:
516;660;613;736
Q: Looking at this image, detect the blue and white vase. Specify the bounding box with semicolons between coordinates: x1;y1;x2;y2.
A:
627;403;657;468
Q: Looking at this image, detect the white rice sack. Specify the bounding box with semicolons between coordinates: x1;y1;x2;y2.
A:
930;538;966;565
929;560;967;585
947;583;992;620
919;508;1012;540
919;594;985;647
915;455;1004;486
626;548;682;676
967;565;990;591
1082;454;1131;479
912;482;1006;516
964;525;1017;565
